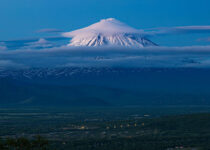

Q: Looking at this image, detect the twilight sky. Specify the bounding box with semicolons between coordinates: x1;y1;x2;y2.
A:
0;0;210;46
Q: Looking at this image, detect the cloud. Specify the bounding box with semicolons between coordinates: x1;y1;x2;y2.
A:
1;46;210;69
0;46;7;51
197;37;210;42
36;28;63;33
0;36;69;50
0;42;7;50
145;26;210;36
0;60;27;69
22;38;54;49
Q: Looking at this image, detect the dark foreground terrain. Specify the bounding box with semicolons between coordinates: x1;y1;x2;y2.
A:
0;107;210;150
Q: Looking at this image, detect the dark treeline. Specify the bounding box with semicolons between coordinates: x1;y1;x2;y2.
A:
0;135;49;150
1;135;210;150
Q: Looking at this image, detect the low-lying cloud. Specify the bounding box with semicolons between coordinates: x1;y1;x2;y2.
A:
197;37;210;42
0;42;7;50
1;37;69;50
1;46;210;69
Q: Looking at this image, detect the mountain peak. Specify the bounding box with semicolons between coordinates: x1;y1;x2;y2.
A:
100;18;118;22
63;18;157;47
101;18;116;21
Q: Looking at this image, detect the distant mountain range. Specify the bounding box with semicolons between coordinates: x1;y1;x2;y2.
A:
1;67;210;107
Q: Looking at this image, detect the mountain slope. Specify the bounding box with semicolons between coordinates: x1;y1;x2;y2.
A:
1;68;210;107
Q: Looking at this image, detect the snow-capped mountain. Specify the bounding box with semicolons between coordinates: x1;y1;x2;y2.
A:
63;18;157;47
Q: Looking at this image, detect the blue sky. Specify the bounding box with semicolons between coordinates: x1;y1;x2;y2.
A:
0;0;210;46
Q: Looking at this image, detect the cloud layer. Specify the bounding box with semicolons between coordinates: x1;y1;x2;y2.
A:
1;46;210;69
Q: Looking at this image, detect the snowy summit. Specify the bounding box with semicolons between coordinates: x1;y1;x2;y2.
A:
63;18;157;47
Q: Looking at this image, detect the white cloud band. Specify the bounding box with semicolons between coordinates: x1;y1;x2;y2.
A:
1;46;210;69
